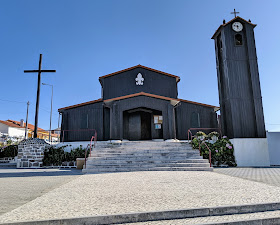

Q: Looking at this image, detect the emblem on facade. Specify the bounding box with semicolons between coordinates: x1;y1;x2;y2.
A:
135;73;144;85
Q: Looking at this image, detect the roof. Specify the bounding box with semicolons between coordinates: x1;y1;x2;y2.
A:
105;92;217;108
211;16;257;39
0;120;24;128
58;93;218;111
58;98;103;111
7;120;45;131
99;65;181;82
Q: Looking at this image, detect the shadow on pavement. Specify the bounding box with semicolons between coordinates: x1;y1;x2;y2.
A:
0;168;83;178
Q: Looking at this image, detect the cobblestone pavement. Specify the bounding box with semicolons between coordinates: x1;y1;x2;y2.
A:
0;168;82;215
214;167;280;187
2;171;280;223
119;210;280;225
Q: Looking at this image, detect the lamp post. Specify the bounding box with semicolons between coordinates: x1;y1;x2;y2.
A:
42;83;53;142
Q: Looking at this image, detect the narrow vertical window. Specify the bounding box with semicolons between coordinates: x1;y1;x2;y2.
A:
81;113;88;129
235;34;243;46
191;112;200;128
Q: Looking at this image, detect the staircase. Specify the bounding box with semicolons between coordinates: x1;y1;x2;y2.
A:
82;141;213;173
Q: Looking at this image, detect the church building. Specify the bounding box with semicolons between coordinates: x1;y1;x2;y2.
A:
58;65;218;141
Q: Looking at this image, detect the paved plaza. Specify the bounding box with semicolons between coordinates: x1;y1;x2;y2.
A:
0;168;82;215
214;167;280;187
1;169;280;224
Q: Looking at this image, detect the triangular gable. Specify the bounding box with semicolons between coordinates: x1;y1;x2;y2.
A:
99;65;180;82
211;16;257;39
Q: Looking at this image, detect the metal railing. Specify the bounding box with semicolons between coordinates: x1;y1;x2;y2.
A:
187;128;222;142
84;131;97;169
198;140;212;167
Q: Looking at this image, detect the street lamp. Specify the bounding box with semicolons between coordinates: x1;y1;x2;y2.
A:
42;83;53;142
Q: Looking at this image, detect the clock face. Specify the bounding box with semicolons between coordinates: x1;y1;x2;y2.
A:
232;22;243;32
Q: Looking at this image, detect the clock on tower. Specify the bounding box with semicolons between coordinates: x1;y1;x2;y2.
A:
212;16;266;138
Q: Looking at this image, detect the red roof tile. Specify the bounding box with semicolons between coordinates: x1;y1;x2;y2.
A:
6;120;46;131
58;98;103;111
104;92;218;108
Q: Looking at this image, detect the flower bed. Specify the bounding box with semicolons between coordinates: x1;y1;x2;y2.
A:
191;136;237;167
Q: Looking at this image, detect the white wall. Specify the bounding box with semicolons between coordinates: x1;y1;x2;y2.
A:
267;132;280;166
231;138;270;167
0;123;8;134
8;127;25;138
55;141;92;152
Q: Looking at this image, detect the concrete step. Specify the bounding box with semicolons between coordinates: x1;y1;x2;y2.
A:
91;149;195;154
86;159;208;164
88;156;203;161
86;163;210;168
156;163;211;167
83;166;213;173
83;142;210;173
16;202;280;225
90;153;201;158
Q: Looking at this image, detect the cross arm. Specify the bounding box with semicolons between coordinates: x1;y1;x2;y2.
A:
24;70;56;73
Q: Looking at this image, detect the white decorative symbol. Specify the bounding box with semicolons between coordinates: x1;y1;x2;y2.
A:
135;73;144;85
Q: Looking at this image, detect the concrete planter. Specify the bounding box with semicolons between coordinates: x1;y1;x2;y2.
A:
76;158;85;170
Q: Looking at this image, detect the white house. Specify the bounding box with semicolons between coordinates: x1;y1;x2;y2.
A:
0;120;26;139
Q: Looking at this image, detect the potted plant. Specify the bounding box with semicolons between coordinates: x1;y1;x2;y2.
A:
208;131;220;142
196;131;206;141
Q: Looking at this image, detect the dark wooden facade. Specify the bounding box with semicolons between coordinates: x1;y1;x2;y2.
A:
59;65;218;141
212;17;266;138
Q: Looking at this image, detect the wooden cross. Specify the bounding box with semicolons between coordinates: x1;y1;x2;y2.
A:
24;54;56;138
231;9;239;18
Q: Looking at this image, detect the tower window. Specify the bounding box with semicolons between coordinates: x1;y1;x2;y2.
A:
235;34;243;46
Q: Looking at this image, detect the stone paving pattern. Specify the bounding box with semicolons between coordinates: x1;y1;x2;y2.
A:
214;167;280;187
2;171;280;223
0;168;82;215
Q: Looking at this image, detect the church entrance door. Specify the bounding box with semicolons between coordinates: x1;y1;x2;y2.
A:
123;109;152;140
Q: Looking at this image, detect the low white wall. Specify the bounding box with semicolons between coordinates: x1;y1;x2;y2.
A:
55;141;92;152
230;138;270;167
267;132;280;166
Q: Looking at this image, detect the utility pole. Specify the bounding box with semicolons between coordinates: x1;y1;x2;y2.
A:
42;83;53;142
25;101;30;139
58;113;61;129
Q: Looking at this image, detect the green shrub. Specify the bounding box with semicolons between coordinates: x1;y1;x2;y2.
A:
43;145;90;166
191;136;236;167
0;145;18;158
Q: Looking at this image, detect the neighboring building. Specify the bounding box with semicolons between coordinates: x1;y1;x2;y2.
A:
0;120;25;140
0;119;58;141
58;65;219;141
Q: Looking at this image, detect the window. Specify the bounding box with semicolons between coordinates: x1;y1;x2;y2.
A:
191;112;200;128
81;113;88;129
235;34;243;46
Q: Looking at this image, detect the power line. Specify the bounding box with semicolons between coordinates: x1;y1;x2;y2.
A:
0;98;27;104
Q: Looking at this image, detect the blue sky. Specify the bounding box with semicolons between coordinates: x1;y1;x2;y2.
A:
0;0;280;132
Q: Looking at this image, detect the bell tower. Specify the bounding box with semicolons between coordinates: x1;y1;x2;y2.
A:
212;15;266;138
